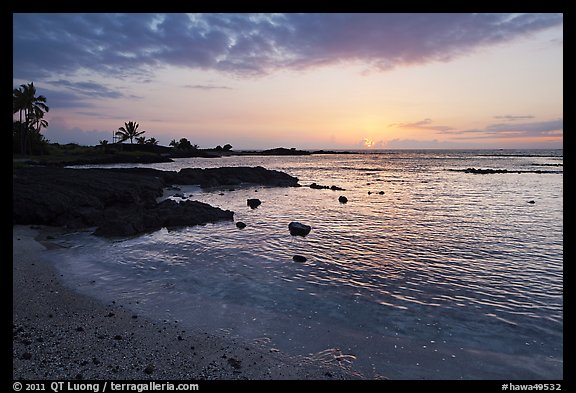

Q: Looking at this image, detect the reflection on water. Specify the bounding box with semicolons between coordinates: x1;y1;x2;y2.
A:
52;150;563;379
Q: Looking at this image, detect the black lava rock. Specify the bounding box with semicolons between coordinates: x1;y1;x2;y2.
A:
288;222;312;237
247;199;262;209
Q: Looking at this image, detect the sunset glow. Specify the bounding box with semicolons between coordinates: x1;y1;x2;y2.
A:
13;13;563;149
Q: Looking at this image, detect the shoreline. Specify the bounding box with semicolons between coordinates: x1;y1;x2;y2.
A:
13;225;362;380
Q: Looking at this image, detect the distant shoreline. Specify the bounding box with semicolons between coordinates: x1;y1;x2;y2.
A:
13;146;563;168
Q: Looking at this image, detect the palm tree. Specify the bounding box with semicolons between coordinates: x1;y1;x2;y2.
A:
115;121;145;144
13;82;49;154
28;106;49;134
99;139;109;153
136;136;146;145
145;137;158;145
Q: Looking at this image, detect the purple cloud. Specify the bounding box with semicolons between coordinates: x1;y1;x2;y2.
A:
182;84;233;90
493;115;535;121
446;118;563;139
484;118;563;136
13;13;563;80
389;118;455;132
46;80;125;99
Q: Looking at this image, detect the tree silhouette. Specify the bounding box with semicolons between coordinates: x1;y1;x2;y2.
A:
116;121;145;144
169;138;196;150
178;138;192;149
13;82;49;154
99;140;109;153
28;106;49;134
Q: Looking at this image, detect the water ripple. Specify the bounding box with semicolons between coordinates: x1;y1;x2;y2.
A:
52;150;562;379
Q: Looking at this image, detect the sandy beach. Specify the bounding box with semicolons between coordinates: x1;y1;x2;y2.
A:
12;225;361;380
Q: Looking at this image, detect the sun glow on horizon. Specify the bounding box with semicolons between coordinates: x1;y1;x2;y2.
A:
363;138;375;148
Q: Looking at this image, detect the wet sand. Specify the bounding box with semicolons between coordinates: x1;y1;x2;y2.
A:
12;225;362;380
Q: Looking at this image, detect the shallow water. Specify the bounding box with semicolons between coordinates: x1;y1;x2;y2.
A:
48;150;563;379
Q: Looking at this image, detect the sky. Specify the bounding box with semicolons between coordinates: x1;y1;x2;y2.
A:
13;13;563;150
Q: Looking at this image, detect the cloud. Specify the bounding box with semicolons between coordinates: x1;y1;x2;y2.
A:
36;88;95;109
183;84;233;90
387;117;563;142
484;118;563;136
389;118;455;132
73;111;128;120
13;13;563;79
43;117;113;145
385;138;468;149
449;118;563;139
493;115;535;121
46;80;125;99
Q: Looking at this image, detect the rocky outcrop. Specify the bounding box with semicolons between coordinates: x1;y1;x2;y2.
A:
338;196;348;204
288;222;311;237
247;199;262;209
13;167;165;230
258;147;311;156
309;183;345;191
448;168;559;175
174;166;299;188
94;200;234;237
13;166;299;237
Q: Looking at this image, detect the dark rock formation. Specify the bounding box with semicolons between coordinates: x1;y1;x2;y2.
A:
378;191;385;195
247;199;261;209
13;167;165;231
448;168;559;175
338;196;348;204
13;166;298;237
309;183;345;191
259;147;311;156
109;166;299;188
94;200;234;237
292;255;307;263
236;222;247;229
527;200;535;204
176;166;299;188
288;222;311;237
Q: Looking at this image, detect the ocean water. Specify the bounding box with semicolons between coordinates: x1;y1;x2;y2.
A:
48;150;562;379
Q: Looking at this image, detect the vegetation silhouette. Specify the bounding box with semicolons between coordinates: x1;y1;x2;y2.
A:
116;121;145;144
170;138;197;150
13;82;50;154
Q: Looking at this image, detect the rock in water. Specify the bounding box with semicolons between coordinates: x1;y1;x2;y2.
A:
293;255;307;263
378;191;385;195
528;200;535;204
338;195;348;203
288;222;312;237
309;183;345;191
247;199;261;209
236;221;247;229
